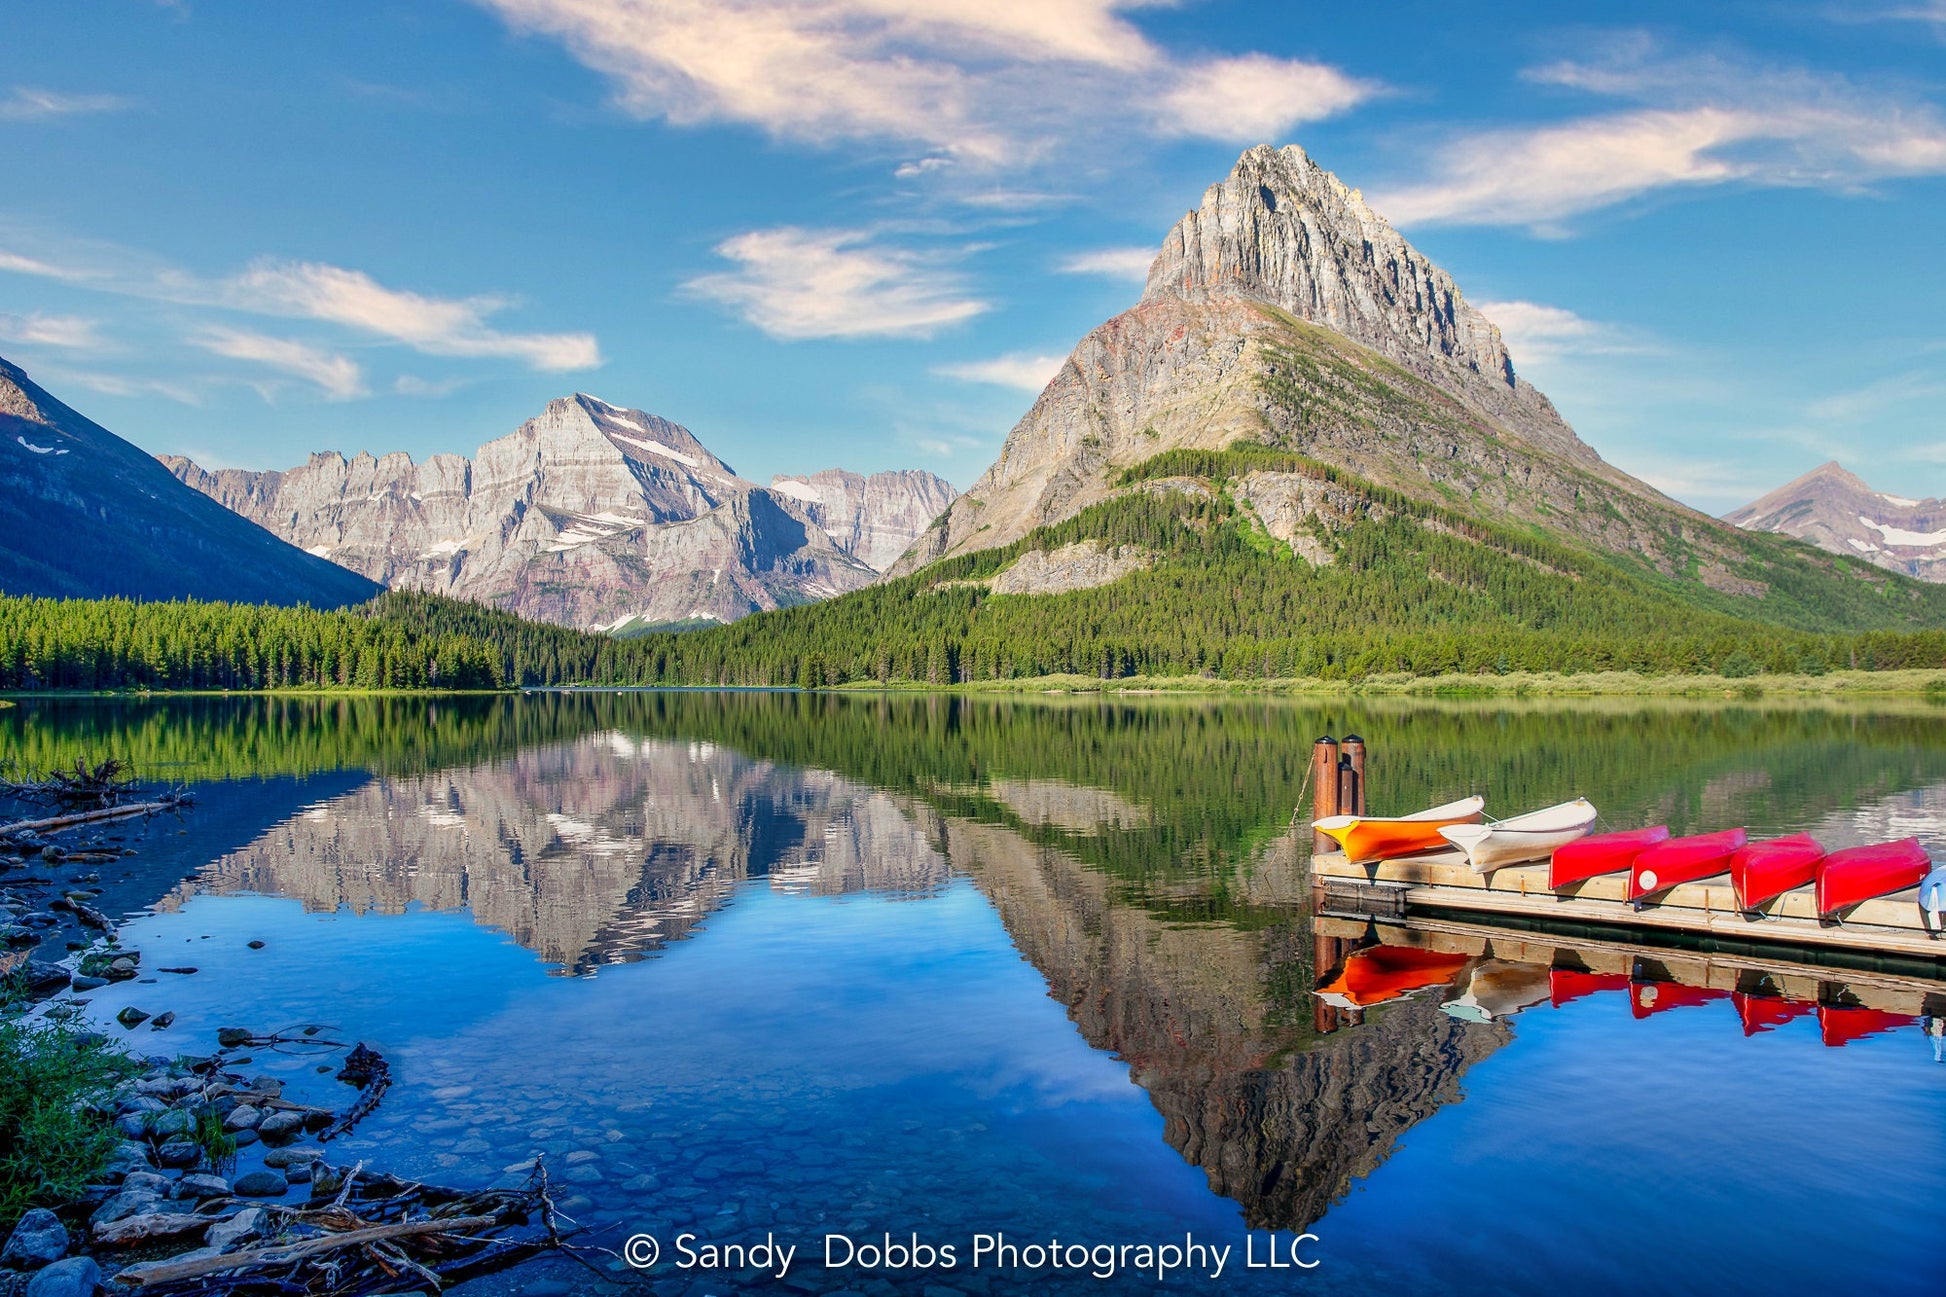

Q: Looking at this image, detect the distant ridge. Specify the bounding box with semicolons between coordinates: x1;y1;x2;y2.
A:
1725;461;1946;583
0;355;379;607
164;395;957;631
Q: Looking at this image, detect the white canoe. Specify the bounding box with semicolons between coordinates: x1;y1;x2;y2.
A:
1438;798;1598;874
1440;958;1553;1023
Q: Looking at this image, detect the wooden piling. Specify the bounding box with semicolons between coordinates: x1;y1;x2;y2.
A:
1340;734;1367;816
1310;736;1341;855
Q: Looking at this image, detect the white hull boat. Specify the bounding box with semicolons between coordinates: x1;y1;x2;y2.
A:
1438;798;1598;874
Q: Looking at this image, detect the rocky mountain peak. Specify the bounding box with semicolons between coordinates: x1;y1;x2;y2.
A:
769;468;959;571
0;362;47;424
1726;459;1946;581
1144;143;1518;393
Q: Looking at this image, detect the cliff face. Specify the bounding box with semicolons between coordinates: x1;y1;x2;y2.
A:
888;144;1765;589
0;355;379;607
163;394;952;630
1726;461;1946;582
770;468;959;571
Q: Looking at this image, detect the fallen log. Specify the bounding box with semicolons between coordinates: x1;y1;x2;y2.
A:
1;798;189;837
112;1212;506;1286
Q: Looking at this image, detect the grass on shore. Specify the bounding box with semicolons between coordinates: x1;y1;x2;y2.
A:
836;668;1946;700
0;990;143;1229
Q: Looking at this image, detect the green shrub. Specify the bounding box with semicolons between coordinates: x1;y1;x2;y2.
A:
0;1009;142;1229
1719;651;1762;679
1796;655;1828;676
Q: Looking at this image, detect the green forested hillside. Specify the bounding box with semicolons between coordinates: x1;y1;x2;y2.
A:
628;448;1946;687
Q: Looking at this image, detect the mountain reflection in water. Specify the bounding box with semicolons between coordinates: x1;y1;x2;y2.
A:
169;734;952;972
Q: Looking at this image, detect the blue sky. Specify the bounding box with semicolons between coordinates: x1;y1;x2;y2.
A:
3;1;1944;513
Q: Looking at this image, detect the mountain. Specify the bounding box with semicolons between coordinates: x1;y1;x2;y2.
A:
896;144;1750;584
0;355;379;607
164;395;957;631
770;468;961;572
1725;461;1946;583
630;144;1946;686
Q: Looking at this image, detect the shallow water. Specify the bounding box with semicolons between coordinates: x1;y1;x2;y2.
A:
5;692;1943;1295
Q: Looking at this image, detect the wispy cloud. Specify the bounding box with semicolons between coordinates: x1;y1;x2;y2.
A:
1473;299;1658;364
685;227;987;340
0;87;134;122
192;327;367;400
934;352;1065;391
1057;246;1154;281
0;233;600;374
227;260;599;370
1371;40;1946;229
471;0;1376;167
0;312;107;351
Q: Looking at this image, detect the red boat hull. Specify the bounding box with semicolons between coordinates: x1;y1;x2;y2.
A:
1733;991;1810;1036
1627;828;1748;902
1729;833;1825;910
1629;980;1729;1018
1817;1003;1919;1047
1815;837;1931;917
1550;826;1671;890
1548;968;1632;1008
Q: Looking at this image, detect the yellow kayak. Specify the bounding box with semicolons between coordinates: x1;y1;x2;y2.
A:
1313;795;1485;864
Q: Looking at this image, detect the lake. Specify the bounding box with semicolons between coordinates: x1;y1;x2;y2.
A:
5;691;1943;1296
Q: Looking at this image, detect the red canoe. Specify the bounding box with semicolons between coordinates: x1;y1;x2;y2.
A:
1629;980;1729;1018
1314;946;1470;1010
1733;991;1810;1036
1550;825;1671;889
1729;833;1825;910
1815;837;1931;917
1627;828;1748;902
1549;968;1632;1008
1818;1004;1919;1047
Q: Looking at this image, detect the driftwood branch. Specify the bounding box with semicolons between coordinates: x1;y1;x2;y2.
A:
0;798;189;837
112;1213;507;1287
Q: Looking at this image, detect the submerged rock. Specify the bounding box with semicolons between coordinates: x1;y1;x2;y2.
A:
24;1256;98;1297
232;1170;287;1198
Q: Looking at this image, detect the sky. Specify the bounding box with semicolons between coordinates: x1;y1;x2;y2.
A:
3;1;1945;514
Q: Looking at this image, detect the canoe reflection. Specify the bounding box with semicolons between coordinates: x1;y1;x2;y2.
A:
1313;917;1945;1055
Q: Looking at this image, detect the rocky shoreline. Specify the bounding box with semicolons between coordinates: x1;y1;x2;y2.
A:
2;793;565;1297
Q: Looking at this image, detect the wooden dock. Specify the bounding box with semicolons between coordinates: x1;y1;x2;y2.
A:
1312;846;1944;961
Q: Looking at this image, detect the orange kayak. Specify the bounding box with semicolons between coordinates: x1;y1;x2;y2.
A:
1313;796;1485;864
1314;945;1471;1010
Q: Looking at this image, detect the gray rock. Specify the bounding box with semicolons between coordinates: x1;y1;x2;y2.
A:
1;1209;68;1269
16;962;68;994
222;1104;261;1132
67;975;107;992
154;1140;200;1168
231;1170;287;1198
145;1110;195;1139
260;1147;321;1169
174;1173;232;1199
24;1256;98;1297
256;1111;304;1144
204;1206;267;1251
119;1172;170;1198
99;1142;153;1181
90;1191;162;1227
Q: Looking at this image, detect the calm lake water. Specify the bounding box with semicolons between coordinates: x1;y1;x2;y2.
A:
5;692;1944;1296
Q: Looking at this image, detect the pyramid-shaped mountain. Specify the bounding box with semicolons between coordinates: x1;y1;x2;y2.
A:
1726;461;1946;583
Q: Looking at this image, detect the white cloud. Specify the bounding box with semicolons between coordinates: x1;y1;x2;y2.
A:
1371;44;1946;229
0;312;107;350
1057;245;1154;281
192;327;367;400
33;365;202;407
0;234;600;372
0;87;133;121
470;0;1375;166
227;260;600;370
684;227;987;340
1156;53;1374;141
1473;299;1656;364
934;352;1065;390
